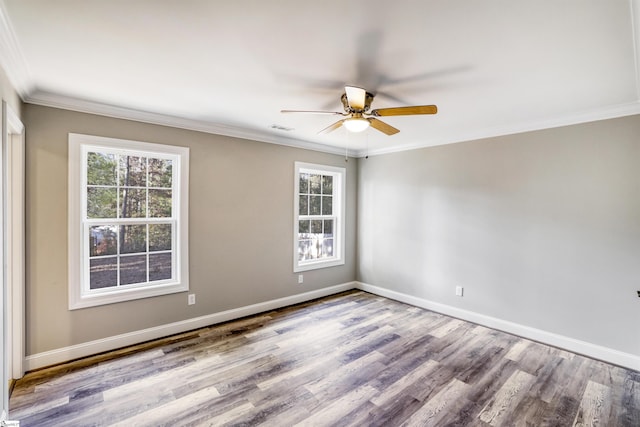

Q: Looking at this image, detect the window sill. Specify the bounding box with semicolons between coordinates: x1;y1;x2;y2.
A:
294;258;345;273
69;281;188;310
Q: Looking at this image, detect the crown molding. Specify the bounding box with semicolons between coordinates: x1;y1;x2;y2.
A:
24;90;640;160
0;0;32;97
358;101;640;157
25;90;358;157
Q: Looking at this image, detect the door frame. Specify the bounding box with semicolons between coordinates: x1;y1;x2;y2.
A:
2;100;25;401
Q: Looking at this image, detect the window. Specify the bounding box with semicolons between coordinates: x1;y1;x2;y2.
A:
68;134;189;309
294;162;345;272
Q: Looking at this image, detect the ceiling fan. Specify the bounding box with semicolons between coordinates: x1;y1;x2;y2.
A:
281;85;437;135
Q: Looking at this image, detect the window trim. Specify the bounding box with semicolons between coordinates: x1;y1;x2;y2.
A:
293;161;346;272
68;133;189;310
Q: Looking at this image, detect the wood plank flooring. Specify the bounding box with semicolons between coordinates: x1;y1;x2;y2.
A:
9;291;640;426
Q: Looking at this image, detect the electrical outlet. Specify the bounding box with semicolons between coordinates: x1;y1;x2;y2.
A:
455;286;464;297
188;294;196;305
298;274;304;284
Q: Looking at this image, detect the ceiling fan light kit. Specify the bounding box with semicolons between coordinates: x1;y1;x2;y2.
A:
343;117;370;132
282;85;437;136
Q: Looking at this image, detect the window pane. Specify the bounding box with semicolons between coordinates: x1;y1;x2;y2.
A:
87;152;117;186
148;158;172;188
90;225;118;257
323;219;333;237
90;257;118;289
309;174;321;194
149;224;172;251
149;189;172;218
322;195;332;215
299;195;308;216
298;220;309;234
322;238;334;257
322;175;333;195
307;239;320;259
119;155;147;187
120;254;147;285
299;173;309;194
149;253;172;281
120;225;147;254
87;187;117;218
309;195;321;215
298;240;308;261
119;188;147;218
298;226;335;261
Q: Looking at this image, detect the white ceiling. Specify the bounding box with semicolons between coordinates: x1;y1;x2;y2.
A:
1;0;640;156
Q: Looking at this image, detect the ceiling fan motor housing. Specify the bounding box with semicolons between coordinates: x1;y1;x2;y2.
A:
341;91;374;113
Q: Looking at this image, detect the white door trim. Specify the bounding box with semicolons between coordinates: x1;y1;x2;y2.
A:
0;101;6;419
3;101;25;381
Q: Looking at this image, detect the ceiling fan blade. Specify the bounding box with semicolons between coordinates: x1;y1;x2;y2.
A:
318;120;345;134
371;105;438;116
368;118;400;135
344;86;366;110
281;110;344;115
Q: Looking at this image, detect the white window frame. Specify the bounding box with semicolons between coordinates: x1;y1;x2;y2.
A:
293;162;346;272
68;134;189;309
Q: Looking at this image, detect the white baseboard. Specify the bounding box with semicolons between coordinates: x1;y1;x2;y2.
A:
24;282;356;372
24;280;640;373
355;282;640;372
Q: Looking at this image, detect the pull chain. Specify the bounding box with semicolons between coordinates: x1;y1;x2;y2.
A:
345;129;349;162
365;130;369;159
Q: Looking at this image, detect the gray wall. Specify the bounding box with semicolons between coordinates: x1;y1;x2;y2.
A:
23;100;640;360
358;115;640;357
24;104;357;355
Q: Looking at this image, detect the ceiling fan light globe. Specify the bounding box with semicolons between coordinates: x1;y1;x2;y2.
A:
343;118;370;133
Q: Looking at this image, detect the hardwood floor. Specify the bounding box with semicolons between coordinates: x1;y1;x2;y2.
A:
9;291;640;426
